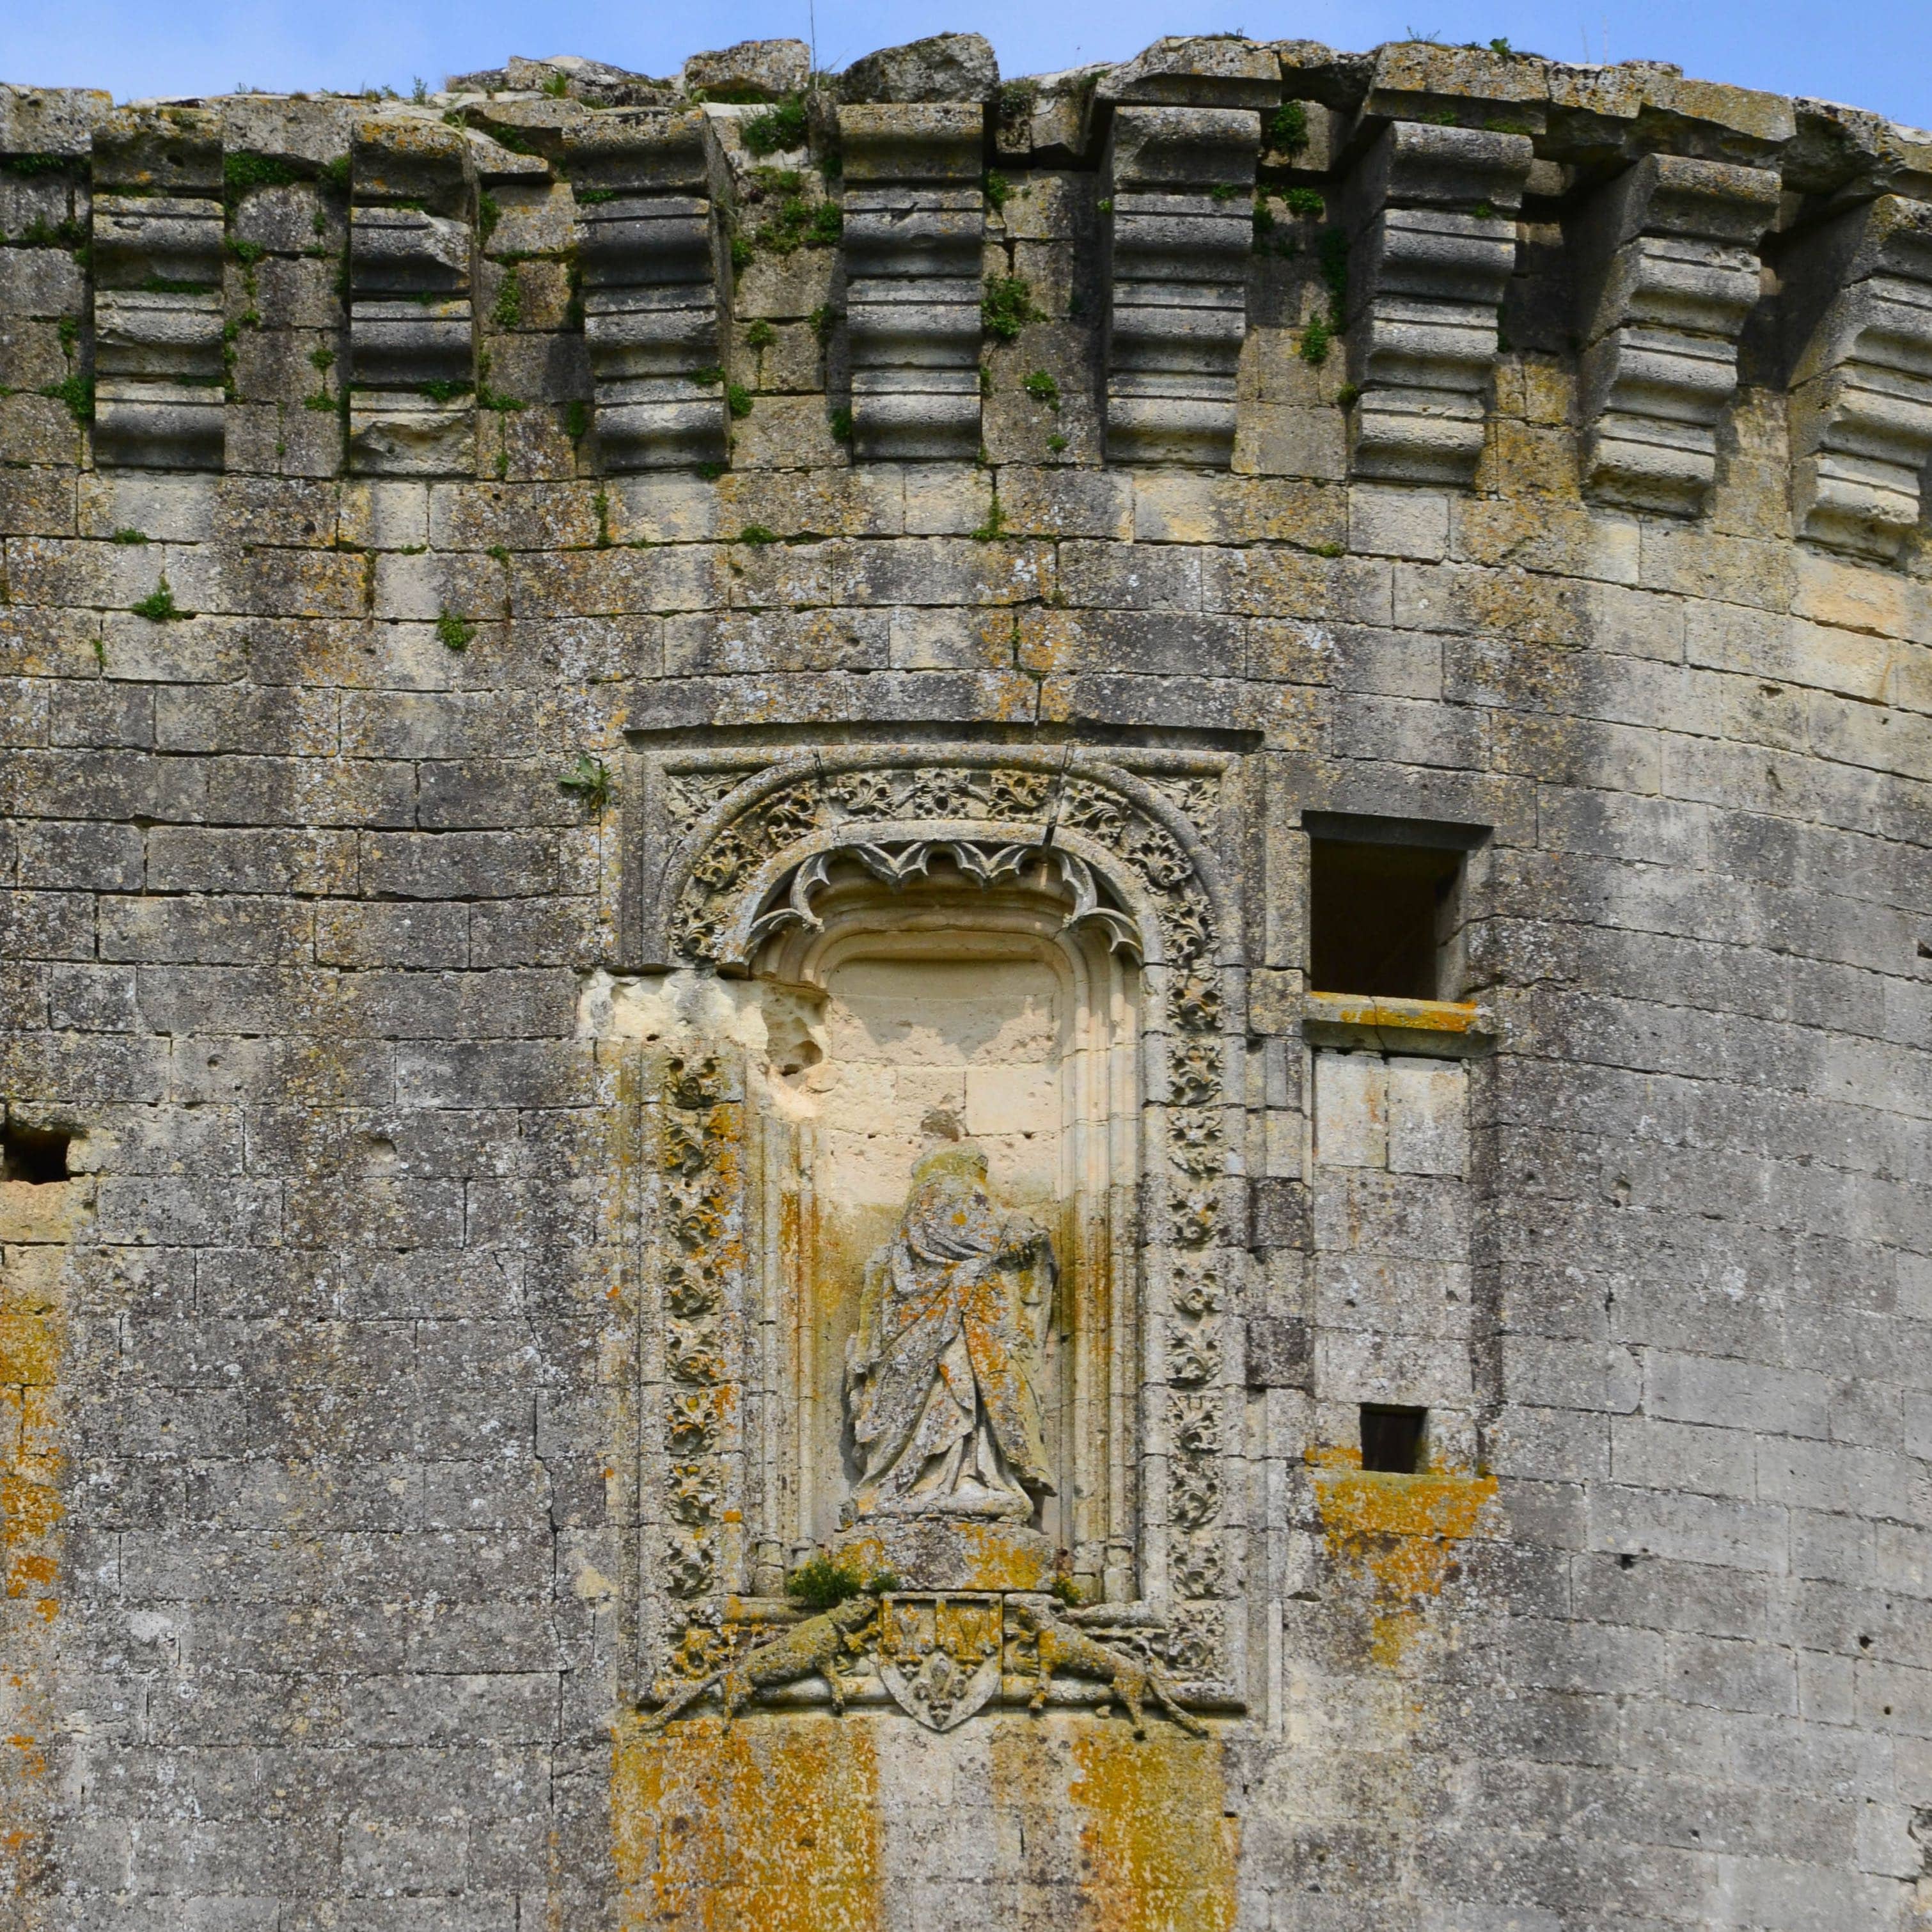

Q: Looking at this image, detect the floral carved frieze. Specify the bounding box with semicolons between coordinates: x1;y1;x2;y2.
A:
642;1589;1208;1736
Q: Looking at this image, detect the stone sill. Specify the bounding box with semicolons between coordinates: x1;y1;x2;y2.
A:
1301;991;1494;1058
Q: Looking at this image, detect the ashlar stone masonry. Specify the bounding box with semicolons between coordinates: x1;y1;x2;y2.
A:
2;25;1931;1932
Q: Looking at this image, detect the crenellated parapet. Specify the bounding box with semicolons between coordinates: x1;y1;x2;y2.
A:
90;108;226;469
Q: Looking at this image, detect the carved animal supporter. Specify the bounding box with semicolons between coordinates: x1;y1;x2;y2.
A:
638;1592;881;1731
642;1589;1208;1736
1007;1598;1207;1738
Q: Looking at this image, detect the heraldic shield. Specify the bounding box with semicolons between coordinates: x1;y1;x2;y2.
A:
875;1594;1006;1731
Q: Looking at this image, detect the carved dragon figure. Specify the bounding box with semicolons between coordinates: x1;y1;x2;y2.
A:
638;1593;880;1733
1007;1598;1207;1738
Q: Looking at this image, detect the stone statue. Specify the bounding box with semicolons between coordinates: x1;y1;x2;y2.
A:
844;1143;1056;1520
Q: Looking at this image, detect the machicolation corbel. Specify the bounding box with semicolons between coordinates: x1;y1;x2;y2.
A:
1340;119;1532;486
91;107;226;470
1568;152;1780;515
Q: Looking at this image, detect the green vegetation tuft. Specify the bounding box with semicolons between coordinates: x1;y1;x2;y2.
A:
1285;187;1326;216
741;96;808;157
557;751;611;811
998;77;1041;118
491;270;523;329
110;528;148;545
726;383;753;420
1022;370;1061;411
784;1555;899;1610
3;154;70;178
982;274;1041;343
983;169;1010;212
435;608;476;650
131;579;181;622
223;151;295;200
1300;313;1332;365
564;399;590;441
970;496;1007;542
477;191;501;243
1268;99;1310;155
41;373;93;423
828;405;853;444
737;523;778;545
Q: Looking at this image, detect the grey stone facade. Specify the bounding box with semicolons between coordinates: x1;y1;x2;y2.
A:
0;27;1928;1931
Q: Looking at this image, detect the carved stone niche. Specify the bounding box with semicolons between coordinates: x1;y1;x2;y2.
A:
622;743;1253;1729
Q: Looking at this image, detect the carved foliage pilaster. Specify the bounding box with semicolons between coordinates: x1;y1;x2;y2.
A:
652;1050;744;1642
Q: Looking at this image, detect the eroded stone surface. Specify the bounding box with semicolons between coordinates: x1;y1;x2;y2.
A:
1;25;1930;1932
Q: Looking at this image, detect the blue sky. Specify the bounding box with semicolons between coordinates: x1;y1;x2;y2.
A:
8;0;1929;135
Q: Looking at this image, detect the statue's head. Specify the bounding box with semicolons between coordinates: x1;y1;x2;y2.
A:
910;1143;989;1191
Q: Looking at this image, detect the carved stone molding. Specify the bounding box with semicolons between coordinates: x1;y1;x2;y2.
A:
631;744;1252;1703
1102;105;1261;466
641;1588;1209;1734
347;116;477;476
1781;192;1932;561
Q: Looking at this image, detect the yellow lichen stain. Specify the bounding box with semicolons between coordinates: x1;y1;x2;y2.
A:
1065;1722;1238;1932
1310;1445;1499;1665
611;1712;882;1932
0;1175;89;1910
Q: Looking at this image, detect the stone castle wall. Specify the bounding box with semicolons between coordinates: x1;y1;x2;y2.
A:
0;28;1929;1931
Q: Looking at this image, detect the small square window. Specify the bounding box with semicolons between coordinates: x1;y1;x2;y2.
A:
1306;816;1482;1001
1360;1404;1427;1473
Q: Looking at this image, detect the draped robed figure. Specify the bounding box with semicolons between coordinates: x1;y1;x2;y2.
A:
845;1143;1056;1518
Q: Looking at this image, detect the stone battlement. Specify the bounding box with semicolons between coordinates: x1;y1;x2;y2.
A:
4;33;1932;560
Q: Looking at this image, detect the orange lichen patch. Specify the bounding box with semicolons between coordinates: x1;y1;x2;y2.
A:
611;1711;882;1932
1302;991;1484;1035
1067;1722;1238;1932
834;1518;1053;1592
1311;1445;1500;1666
0;1177;84;1908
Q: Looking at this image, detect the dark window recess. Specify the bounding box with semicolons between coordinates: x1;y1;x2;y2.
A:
1;1124;72;1184
1309;837;1463;1000
1360;1404;1427;1473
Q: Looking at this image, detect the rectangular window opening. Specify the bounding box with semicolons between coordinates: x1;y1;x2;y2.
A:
1360;1404;1427;1473
1308;821;1475;1001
